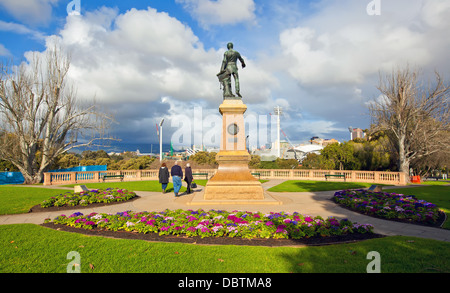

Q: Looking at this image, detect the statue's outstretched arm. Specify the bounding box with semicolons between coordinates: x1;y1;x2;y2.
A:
239;55;246;69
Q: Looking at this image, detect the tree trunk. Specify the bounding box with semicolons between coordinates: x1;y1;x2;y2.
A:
398;134;410;180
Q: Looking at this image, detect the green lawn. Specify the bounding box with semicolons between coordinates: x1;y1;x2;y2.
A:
1;181;449;274
267;180;378;192
1;224;449;273
61;180;189;192
0;186;67;215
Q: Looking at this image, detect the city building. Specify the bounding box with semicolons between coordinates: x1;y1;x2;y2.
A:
349;127;366;140
309;137;339;146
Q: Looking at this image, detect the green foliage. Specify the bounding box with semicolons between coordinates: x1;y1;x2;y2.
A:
252;156;300;169
51;209;374;240
40;188;137;208
52;151;156;171
301;136;395;171
0;159;19;172
55;153;80;169
189;151;218;166
248;155;261;168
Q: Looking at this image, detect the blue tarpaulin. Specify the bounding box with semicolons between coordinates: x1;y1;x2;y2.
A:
48;165;107;173
0;172;25;185
48;165;108;182
0;165;107;185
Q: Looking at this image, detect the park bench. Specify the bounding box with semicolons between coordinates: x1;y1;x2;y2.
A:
251;172;261;180
424;177;440;181
325;174;346;182
193;173;209;180
102;174;124;182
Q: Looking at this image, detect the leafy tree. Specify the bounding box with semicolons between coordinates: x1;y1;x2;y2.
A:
320;142;358;170
55;153;81;169
248;155;261;169
190;151;217;166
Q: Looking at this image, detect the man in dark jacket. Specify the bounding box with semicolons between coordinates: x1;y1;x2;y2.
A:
171;161;183;196
184;163;194;194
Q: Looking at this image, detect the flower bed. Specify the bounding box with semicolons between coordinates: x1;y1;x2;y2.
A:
48;209;374;240
333;189;442;225
40;188;137;208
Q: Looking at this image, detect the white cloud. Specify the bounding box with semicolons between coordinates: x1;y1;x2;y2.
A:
54;7;220;103
0;43;11;56
46;7;274;106
297;120;345;138
176;0;256;28
0;20;46;40
277;0;450;87
0;0;59;26
23;6;275;146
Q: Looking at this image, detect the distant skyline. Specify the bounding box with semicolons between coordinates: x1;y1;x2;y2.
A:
1;0;449;148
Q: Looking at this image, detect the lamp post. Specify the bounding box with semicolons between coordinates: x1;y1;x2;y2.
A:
274;106;282;158
159;118;164;163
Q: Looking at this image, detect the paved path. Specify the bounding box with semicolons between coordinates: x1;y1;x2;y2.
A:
1;180;449;243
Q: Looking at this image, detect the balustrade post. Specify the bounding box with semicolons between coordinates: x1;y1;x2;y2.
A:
374;172;380;184
94;171;100;182
351;171;356;182
43;172;52;186
137;170;142;181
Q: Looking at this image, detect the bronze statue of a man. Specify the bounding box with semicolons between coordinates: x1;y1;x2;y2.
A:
217;42;246;99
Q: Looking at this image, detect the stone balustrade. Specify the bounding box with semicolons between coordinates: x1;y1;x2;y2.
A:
43;169;406;186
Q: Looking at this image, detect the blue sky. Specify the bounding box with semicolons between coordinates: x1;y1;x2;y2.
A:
1;0;450;151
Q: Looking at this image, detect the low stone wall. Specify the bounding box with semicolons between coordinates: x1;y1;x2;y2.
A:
43;169;406;186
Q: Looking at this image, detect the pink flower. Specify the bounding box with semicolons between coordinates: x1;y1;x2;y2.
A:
276;225;287;233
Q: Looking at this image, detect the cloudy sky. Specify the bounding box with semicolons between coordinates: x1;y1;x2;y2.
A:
1;0;449;151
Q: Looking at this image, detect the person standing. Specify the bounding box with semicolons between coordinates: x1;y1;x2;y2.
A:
171;161;183;196
184;163;194;194
158;163;170;193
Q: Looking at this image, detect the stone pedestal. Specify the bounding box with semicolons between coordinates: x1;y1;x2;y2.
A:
204;99;264;200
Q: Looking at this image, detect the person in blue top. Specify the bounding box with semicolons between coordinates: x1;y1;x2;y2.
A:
171;161;183;196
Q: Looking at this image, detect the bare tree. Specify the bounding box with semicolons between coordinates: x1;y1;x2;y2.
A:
368;65;450;179
0;46;114;184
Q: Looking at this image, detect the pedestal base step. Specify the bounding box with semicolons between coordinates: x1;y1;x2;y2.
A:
187;191;282;206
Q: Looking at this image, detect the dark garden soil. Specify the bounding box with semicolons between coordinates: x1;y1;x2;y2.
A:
29;196;140;213
41;222;384;247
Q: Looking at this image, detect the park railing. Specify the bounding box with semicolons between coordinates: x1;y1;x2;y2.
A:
43;169;407;186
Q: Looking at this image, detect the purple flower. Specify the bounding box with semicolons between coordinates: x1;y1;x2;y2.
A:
276;225;286;233
69;212;83;218
266;221;273;226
